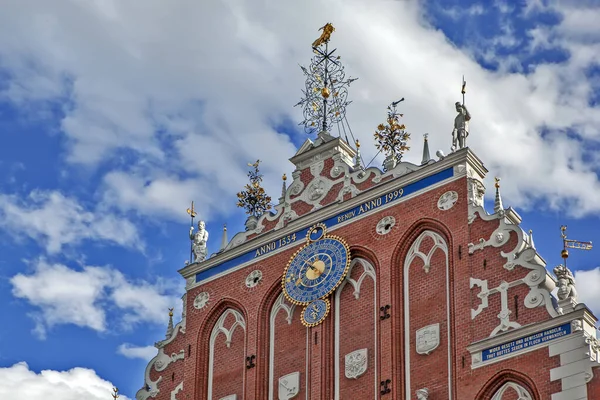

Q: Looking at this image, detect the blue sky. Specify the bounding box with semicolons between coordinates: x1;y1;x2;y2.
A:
0;0;599;398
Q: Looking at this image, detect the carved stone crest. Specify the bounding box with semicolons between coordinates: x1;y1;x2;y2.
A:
416;323;440;355
278;371;300;399
307;178;327;201
344;348;368;379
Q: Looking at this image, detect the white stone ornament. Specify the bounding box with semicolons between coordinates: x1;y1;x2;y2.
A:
376;216;396;235
437;191;458;211
193;292;210;310
416;323;440;355
219;395;237;400
278;371;300;399
245;270;263;288
344;348;368;379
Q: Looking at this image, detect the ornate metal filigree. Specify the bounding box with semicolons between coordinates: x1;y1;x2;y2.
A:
295;23;358;135
374;100;410;169
236;160;272;218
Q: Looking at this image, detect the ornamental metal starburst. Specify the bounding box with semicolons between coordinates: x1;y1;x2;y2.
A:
294;23;358;135
236;160;272;218
374;99;411;166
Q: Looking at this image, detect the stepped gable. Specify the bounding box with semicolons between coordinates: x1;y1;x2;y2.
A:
226;131;423;250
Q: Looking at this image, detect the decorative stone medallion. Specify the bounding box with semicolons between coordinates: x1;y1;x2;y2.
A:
245;270;263;288
416;323;440;355
278;371;300;399
376;216;396;235
437;191;458;211
345;348;368;379
193;292;210;310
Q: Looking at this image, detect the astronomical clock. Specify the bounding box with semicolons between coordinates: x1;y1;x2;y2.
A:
282;223;350;327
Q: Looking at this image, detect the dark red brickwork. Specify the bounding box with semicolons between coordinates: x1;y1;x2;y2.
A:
144;152;600;400
336;260;377;399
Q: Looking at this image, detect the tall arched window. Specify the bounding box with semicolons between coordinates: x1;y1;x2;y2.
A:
207;308;246;400
491;382;533;400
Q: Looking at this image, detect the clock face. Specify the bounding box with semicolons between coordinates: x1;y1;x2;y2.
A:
282;234;350;305
301;299;330;327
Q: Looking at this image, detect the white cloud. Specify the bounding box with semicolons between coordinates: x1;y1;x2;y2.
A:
117;343;157;361
0;362;130;400
10;259;182;338
0;0;599;224
574;267;600;317
0;190;141;254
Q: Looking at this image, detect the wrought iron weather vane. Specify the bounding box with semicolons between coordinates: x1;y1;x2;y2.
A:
295;23;358;136
559;225;592;268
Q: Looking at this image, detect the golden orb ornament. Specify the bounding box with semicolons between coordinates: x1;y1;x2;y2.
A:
321;87;330;98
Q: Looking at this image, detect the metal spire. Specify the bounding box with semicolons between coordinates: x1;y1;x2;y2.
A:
166;308;174;339
493;177;503;213
220;224;228;251
295;23;358;139
528;229;535;249
279;174;287;204
353;139;362;170
421;133;431;165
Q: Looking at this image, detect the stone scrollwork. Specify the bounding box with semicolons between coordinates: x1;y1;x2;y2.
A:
154;348;184;372
170;382;183;400
345;348;368;379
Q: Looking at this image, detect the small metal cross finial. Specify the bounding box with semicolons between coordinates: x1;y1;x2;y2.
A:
424;133;429;141
112;387;119;399
494;177;501;188
169;307;174;317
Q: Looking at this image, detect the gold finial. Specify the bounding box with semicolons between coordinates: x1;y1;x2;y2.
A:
321;87;330;98
312;23;335;48
355;139;360;149
494;177;501;188
282;173;287;181
237;160;272;218
186;201;197;218
112;388;119;399
168;307;174;317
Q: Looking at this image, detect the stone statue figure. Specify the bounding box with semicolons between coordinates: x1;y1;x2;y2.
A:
416;388;429;399
452;101;471;151
189;220;209;262
553;264;577;301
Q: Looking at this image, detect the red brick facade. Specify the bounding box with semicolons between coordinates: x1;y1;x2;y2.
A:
136;144;600;400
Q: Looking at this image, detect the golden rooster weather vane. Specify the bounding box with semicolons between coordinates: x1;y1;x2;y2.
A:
312;23;335;48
